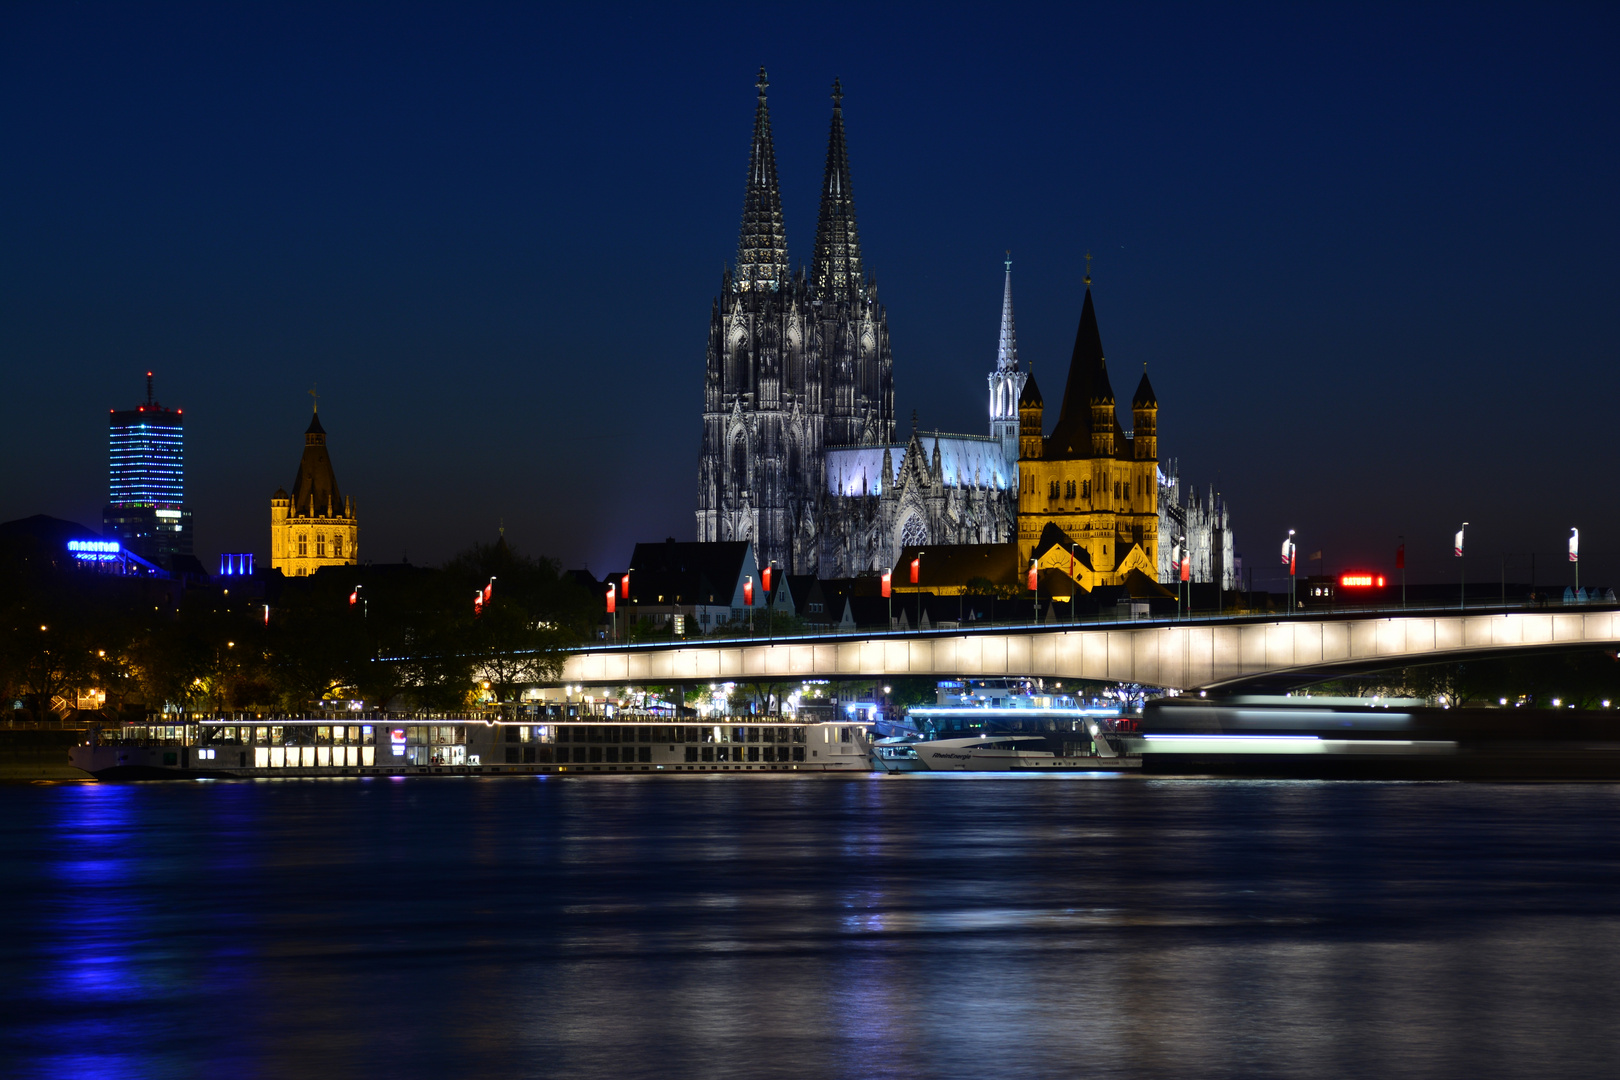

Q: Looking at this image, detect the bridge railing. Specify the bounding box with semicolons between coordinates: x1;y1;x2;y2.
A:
586;596;1620;652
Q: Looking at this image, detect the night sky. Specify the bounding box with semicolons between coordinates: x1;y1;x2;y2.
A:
4;4;1617;590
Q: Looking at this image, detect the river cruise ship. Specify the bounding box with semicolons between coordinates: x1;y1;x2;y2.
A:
70;712;873;780
890;680;1142;772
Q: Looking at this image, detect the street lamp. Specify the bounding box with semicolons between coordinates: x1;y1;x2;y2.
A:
1069;544;1079;624
1456;522;1469;611
765;561;778;641
1282;529;1297;613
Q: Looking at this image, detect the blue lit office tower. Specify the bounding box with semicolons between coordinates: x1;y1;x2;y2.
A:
103;372;193;568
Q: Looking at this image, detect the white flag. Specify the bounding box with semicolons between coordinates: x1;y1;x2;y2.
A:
1570;528;1579;563
1454;526;1465;557
1280;537;1293;565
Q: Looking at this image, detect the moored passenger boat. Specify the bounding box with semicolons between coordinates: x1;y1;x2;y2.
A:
70;715;873;779
906;688;1141;772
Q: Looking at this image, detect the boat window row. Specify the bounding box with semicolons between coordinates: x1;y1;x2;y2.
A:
921;717;1091;735
502;725;810;745
254;745;378;768
97;724;379;746
685;745;806;763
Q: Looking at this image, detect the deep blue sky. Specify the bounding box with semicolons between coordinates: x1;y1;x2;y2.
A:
3;4;1617;589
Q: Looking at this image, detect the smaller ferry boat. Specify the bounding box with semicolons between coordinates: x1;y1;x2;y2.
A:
69;711;873;780
905;679;1141;772
870;733;928;773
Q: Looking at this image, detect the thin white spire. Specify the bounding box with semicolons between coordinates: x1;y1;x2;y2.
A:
996;253;1018;371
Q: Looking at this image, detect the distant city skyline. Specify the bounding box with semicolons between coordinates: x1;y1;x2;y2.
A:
3;6;1616;587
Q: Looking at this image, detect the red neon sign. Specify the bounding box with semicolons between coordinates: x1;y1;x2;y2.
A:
1339;573;1386;588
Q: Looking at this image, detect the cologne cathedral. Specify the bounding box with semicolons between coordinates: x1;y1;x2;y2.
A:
696;71;1021;576
696;70;1235;588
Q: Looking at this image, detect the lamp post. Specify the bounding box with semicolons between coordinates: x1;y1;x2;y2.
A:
1069;544;1079;624
1398;535;1406;609
912;551;923;631
1456;522;1468;611
882;567;892;630
1571;528;1581;595
1282;529;1297;614
766;561;778;641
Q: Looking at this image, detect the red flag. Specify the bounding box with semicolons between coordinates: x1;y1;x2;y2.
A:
880;569;891;598
620;573;630;599
744;576;754;606
1180;555;1190;583
1028;559;1038;592
474;590;485;616
1290;551;1296;575
762;565;772;593
483;580;493;604
349;590;358;606
1396;544;1405;569
910;556;920;584
605;583;615;614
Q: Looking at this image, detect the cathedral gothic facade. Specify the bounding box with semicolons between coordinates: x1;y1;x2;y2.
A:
696;71;1021;576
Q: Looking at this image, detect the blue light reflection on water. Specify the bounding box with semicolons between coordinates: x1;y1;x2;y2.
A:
2;776;1620;1078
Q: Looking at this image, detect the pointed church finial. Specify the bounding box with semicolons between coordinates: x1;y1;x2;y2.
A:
812;78;863;302
309;383;319;413
996;254;1019;372
736;68;789;293
911;408;918;434
1084;251;1092;286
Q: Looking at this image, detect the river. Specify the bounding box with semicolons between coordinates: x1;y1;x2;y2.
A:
4;775;1619;1078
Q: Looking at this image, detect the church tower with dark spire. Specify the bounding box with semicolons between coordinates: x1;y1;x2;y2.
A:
271;399;358;576
1015;269;1160;584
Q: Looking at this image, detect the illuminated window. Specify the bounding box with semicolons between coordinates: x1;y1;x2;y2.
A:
334;535;344;558
316;534;326;558
297;534;307;556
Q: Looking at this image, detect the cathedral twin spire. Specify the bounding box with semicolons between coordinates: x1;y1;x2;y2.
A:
810;79;863;302
735;67;790;293
734;69;866;301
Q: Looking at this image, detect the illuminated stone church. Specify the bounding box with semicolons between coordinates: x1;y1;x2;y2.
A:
270;406;358;576
695;70;1020;576
696;70;1232;589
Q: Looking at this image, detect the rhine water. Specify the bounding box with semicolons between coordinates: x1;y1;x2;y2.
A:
4;775;1620;1079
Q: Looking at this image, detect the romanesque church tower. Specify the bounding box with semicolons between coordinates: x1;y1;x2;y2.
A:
696;71;894;575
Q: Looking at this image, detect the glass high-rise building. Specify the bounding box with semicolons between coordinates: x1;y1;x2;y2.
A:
103;372;193;568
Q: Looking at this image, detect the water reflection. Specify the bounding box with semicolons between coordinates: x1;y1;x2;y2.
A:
2;776;1619;1078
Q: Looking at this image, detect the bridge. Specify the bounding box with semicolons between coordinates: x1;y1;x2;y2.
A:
559;606;1620;692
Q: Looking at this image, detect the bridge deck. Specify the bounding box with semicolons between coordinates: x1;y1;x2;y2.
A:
559;606;1620;691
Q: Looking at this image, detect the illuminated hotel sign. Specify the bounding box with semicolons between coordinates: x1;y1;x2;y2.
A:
1340;573;1386;588
68;539;121;561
